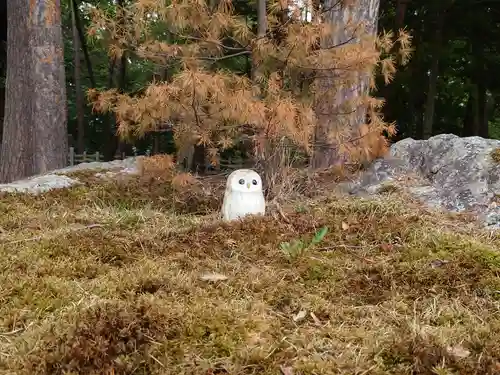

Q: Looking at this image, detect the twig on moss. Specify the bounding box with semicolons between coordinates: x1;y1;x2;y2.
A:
3;223;105;245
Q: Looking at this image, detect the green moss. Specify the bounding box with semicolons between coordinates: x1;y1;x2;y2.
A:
1;175;500;374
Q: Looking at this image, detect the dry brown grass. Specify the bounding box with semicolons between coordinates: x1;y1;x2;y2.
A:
0;171;500;375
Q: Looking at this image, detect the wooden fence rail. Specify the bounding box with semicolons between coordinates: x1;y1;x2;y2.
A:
67;147;143;166
67;147;251;171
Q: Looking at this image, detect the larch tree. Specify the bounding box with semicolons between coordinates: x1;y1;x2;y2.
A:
0;0;68;183
87;0;411;185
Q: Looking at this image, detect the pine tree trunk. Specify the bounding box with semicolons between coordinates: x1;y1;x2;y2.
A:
422;56;439;139
71;0;85;154
30;0;68;175
481;94;494;138
0;2;35;182
0;1;68;183
395;0;409;29
0;0;5;145
0;88;4;144
71;0;96;87
461;90;475;137
477;83;488;137
472;38;488;138
311;0;380;168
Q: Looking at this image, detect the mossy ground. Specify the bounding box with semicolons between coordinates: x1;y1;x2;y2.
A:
0;171;499;375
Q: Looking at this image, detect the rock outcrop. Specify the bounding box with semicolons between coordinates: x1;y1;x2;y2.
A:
350;134;500;228
0;157;139;195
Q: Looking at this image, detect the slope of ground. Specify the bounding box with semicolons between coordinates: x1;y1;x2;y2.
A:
0;172;499;375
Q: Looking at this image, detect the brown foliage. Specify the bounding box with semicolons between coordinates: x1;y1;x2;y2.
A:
136;153;175;179
86;0;411;173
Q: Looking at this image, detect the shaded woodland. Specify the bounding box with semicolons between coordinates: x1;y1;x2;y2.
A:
0;0;499;172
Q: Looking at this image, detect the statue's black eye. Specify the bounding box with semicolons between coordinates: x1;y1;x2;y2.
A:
238;179;245;185
252;179;258;185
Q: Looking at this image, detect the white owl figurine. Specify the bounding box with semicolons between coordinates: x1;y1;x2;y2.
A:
221;169;266;221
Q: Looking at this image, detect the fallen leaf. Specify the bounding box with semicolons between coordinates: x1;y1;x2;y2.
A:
380;243;393;252
446;344;470;359
430;259;450;268
279;365;294;375
225;239;237;247
199;272;228;282
293;310;308;322
341;221;349;230
310;312;321;325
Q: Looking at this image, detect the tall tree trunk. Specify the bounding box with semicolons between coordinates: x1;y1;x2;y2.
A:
414;91;426;139
422;10;445;140
103;57;118;160
31;0;68;174
477;83;488;138
115;0;133;159
71;0;96;87
311;0;380;168
71;0;85;154
395;0;409;29
0;0;6;144
481;94;494;138
422;57;439;139
461;90;474;137
116;49;132;157
379;0;410;139
0;0;67;183
472;38;488;138
0;0;5;76
0;88;4;144
0;2;32;181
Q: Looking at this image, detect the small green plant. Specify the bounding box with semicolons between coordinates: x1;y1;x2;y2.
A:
377;182;400;194
295;205;307;213
280;226;329;261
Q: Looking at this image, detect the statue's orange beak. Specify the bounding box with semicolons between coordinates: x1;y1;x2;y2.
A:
246;182;251;189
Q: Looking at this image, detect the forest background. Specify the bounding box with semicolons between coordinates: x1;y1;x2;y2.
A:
0;0;498;183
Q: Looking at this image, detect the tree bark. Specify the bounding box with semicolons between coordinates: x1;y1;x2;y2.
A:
0;0;5;147
311;0;380;168
0;1;68;182
71;0;85;154
0;2;33;182
30;0;68;175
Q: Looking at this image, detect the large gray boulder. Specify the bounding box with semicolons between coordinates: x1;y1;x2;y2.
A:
0;157;140;195
350;134;500;228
